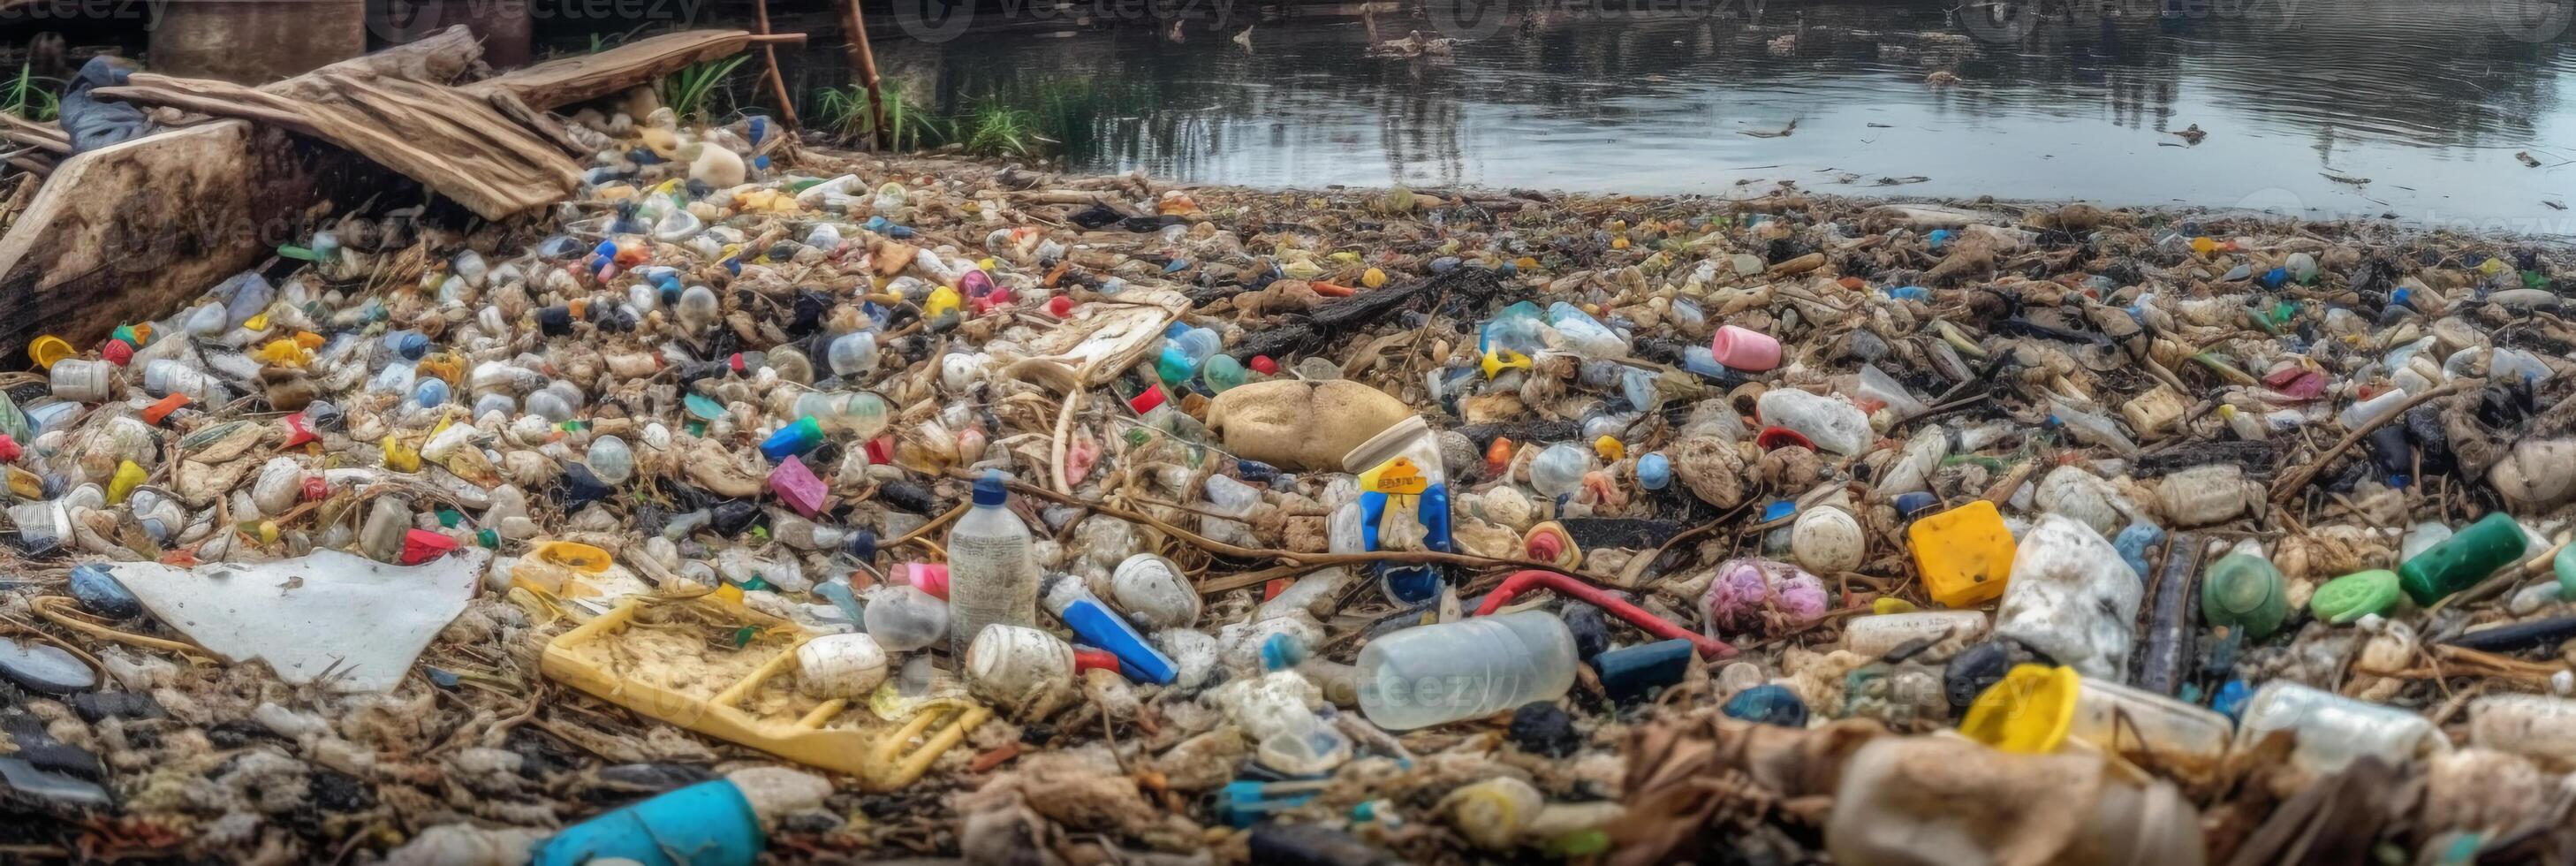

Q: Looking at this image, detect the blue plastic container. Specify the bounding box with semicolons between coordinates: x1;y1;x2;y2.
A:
532;779;762;866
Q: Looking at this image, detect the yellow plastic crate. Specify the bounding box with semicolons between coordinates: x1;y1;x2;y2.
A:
542;597;986;791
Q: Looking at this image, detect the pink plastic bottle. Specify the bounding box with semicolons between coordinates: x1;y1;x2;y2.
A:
1709;325;1783;371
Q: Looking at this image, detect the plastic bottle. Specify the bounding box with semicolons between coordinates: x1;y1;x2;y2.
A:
2201;552;2289;639
826;331;879;378
587;435;634;486
2235;681;2450;777
142;359;230;404
945;470;1036;657
531;768;822;866
1962;665;2233;782
2466;694;2576;764
2048;398;2141;458
1844;610;1988;657
1992;515;2141;680
2398;512;2527;604
1042;574;1178;684
1355;611;1577;730
1828;737;2205;866
2338;388;2412;429
862;584;949;652
49;359;111;403
1755;389;1872;455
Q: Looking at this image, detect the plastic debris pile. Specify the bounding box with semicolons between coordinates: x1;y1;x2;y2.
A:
4;110;2576;864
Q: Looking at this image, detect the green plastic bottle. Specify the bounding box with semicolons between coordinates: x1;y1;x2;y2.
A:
2398;513;2528;605
2202;553;2289;638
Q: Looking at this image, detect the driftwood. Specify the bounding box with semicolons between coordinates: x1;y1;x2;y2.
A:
1231;266;1506;360
101;71;584;220
467;30;807;110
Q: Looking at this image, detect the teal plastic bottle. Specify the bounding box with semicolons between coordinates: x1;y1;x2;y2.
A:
2398;512;2527;605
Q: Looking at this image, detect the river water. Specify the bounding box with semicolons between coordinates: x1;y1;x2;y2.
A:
839;0;2576;230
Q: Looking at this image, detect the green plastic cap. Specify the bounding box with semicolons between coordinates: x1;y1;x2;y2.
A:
2312;570;2401;625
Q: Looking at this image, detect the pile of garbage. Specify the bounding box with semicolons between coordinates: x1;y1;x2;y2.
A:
4;104;2576;864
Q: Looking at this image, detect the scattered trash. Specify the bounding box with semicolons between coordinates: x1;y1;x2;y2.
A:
0;31;2572;862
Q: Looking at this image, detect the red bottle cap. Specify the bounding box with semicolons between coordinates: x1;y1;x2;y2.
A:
1072;648;1120;674
1047;295;1074;316
102;340;133;366
1249;355;1278;375
1125;384;1167;414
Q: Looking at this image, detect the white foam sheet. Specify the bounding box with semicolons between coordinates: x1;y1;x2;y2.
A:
104;548;490;692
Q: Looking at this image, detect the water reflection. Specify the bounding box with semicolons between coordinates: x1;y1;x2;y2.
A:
826;0;2576;225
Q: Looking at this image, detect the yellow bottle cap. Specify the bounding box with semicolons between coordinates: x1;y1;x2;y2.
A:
1959;665;2080;754
26;335;72;368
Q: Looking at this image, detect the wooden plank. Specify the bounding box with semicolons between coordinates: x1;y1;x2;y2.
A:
469;29;805;110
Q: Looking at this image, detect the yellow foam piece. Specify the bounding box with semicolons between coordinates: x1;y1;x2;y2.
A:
1908;499;2016;608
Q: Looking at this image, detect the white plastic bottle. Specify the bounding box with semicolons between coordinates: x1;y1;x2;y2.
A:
945;470;1036;657
1356;610;1578;730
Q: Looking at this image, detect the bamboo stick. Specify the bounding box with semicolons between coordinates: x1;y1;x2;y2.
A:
837;0;891;150
752;0;799;127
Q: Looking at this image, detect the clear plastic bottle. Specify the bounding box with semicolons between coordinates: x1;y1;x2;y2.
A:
676;285;721;333
945;470;1036;657
826;331;879;378
587;435;633;486
2235;681;2450;777
1757;389;1874;455
864;584;951;652
1356;611;1578;730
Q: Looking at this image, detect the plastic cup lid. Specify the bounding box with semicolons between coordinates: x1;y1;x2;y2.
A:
2311;570;2401;624
1959;664;2079;755
27;336;71;369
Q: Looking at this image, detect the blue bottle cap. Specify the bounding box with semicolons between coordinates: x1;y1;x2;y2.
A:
974;469;1008;506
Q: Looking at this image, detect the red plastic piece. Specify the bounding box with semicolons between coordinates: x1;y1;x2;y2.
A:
1474;569;1734;658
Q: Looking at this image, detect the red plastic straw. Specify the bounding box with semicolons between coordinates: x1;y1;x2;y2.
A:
1474;570;1735;658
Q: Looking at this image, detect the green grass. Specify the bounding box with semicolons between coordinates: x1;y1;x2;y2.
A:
659;56;750;124
2;64;59;123
959;100;1049;157
815;84;951;152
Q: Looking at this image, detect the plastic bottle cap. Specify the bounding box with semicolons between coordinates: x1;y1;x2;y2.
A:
26;336;71;369
1959;664;2078;754
2311;569;2401;624
974;469;1008;506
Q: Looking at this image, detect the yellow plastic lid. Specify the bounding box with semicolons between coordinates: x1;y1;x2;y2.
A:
26;335;71;368
532;541;614;574
1959;664;2079;754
